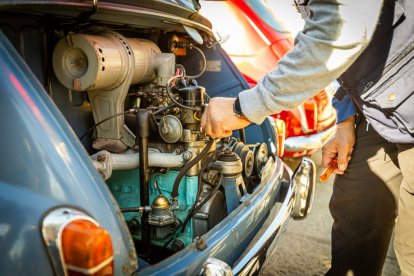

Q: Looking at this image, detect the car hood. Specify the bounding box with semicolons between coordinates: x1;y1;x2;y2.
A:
118;0;201;12
0;0;211;34
0;0;199;12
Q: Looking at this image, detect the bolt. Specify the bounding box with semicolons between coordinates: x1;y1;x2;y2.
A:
183;151;193;161
97;154;106;162
195;237;208;251
161;126;169;134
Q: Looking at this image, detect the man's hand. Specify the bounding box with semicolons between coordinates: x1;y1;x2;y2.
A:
322;116;356;174
201;97;250;138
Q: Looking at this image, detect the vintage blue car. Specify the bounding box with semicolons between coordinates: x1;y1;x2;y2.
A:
0;1;315;275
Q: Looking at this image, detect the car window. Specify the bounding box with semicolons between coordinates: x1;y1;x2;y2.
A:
200;1;269;56
245;0;290;33
265;0;304;37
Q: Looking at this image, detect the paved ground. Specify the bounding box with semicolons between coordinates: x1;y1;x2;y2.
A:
261;152;400;276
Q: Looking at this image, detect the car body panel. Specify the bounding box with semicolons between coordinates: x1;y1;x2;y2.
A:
0;31;137;274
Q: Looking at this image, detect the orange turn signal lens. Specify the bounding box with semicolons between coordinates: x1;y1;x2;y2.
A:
61;219;114;276
274;118;286;158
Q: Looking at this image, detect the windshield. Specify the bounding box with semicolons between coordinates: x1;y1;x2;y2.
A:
245;0;290;33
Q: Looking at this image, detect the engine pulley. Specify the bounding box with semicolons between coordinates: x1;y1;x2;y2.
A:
254;143;269;176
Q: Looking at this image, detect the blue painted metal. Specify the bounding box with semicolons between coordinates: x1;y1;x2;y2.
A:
222;177;245;213
107;170;199;247
0;31;137;275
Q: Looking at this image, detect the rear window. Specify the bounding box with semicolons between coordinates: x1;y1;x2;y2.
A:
245;0;290;33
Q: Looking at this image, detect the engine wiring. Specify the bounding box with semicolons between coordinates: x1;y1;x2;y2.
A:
165;75;200;111
172;41;207;79
79;104;176;141
79;109;136;141
175;64;186;76
158;170;223;252
154;154;213;250
185;44;207;79
183;173;224;232
180;151;220;233
170;139;215;201
193;112;201;121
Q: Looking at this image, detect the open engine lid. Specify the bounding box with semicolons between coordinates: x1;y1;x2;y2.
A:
0;0;200;13
0;0;213;37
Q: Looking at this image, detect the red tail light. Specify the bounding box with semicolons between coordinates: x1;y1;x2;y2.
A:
302;100;317;132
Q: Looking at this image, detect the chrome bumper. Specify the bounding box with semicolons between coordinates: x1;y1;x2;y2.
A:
232;158;315;275
284;125;336;152
291;158;316;219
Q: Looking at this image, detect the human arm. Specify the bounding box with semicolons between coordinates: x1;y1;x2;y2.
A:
239;0;383;124
201;0;383;137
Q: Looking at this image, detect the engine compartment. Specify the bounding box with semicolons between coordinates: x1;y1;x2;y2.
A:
51;30;272;261
0;8;278;267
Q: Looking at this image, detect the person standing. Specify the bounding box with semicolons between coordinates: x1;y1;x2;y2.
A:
201;0;414;274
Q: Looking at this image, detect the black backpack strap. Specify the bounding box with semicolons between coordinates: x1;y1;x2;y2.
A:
335;78;349;100
293;0;312;19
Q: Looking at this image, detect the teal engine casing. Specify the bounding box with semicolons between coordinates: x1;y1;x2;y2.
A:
107;169;202;249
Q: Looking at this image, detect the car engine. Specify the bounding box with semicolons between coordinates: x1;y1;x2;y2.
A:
51;30;271;260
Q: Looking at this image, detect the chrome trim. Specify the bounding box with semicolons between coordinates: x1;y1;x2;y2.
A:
284;125;336;152
92;0;98;13
232;171;297;274
66;256;114;275
42;207;99;276
201;257;233;276
291;158;316;219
